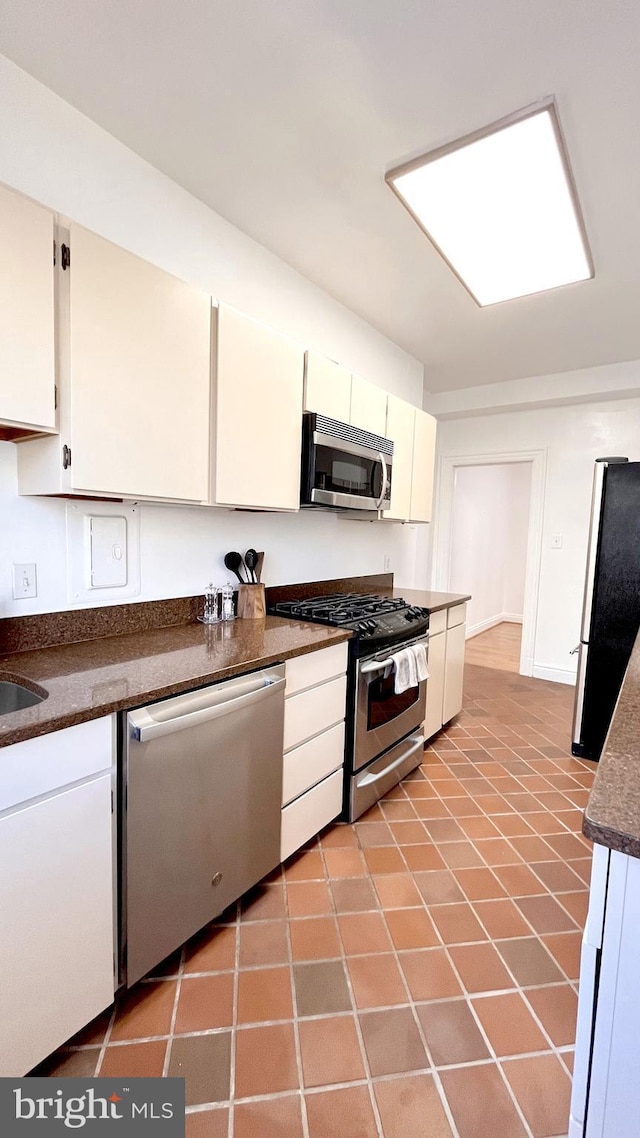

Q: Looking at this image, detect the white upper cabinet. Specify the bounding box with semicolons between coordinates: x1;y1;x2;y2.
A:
349;373;388;436
384;394;415;521
409;409;437;523
18;223;212;502
212;304;304;511
68;225;211;501
303;351;351;422
0;184;56;437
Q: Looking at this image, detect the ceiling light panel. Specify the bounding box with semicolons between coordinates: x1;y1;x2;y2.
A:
387;102;593;306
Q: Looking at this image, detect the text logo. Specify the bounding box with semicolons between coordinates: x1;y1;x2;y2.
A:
0;1078;185;1136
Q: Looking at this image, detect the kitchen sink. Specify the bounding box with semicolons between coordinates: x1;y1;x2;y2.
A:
0;680;47;714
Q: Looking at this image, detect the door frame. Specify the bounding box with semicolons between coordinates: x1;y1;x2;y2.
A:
431;448;547;676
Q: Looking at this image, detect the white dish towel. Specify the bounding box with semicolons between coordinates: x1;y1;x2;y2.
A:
391;643;430;694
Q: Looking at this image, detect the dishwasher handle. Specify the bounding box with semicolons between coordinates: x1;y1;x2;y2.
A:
129;668;285;743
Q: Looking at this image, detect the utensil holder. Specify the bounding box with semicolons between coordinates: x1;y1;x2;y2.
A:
237;583;266;619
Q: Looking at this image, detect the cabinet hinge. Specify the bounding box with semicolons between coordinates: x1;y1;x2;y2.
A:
111;789;114;814
62;444;72;470
61;243;70;270
53;239;56;266
54;384;58;411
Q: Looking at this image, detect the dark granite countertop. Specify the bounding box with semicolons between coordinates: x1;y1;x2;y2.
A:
0;618;351;748
394;589;471;613
583;628;640;857
0;577;470;750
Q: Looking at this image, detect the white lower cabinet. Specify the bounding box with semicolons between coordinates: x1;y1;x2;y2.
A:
443;607;466;726
0;718;115;1077
281;770;344;863
425;605;467;740
283;676;347;752
424;628;446;740
280;643;348;860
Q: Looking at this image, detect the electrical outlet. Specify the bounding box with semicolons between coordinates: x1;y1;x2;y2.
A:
12;563;37;599
383;553;392;572
551;535;563;550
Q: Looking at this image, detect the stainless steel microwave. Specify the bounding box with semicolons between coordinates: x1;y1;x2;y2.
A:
301;413;393;511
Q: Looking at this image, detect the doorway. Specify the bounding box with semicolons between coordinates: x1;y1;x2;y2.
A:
432;450;546;677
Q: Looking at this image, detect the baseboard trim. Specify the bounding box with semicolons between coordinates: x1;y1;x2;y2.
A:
466;615;503;639
532;664;577;686
466;613;523;639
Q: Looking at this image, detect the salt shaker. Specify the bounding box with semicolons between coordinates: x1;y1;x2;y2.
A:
221;581;235;621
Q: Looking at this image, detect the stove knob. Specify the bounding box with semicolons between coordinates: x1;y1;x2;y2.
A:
404;611;413;621
366;620;377;632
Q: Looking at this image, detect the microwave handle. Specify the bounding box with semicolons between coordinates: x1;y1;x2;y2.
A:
375;452;389;508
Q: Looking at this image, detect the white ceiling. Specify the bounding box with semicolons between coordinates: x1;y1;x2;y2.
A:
2;0;640;393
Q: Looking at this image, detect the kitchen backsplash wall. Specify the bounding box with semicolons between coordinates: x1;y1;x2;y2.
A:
1;442;422;617
0;54;427;618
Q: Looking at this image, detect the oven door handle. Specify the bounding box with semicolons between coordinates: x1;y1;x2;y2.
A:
360;656;395;675
375;452;388;509
360;635;429;674
357;736;424;787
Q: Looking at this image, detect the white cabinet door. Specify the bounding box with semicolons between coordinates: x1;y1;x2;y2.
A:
0;184;56;434
384;395;415;521
213;304;304;510
0;774;114;1076
68;223;211;501
349;373;388;436
281;769;343;861
304;351;351;421
409;409;437;523
443;621;466;725
424;630;446;740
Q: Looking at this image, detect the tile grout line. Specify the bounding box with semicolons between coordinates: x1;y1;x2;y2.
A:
162;945;185;1079
281;870;311;1138
226;901;240;1138
94;1001;118;1077
326;845;387;1138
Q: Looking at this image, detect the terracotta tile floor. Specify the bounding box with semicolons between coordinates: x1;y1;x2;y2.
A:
34;664;595;1138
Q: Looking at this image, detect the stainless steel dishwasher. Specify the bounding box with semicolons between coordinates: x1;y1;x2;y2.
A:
119;664;285;986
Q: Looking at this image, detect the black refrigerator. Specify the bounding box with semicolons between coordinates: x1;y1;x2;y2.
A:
572;457;640;760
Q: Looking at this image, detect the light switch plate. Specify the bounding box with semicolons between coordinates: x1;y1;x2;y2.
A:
12;563;37;599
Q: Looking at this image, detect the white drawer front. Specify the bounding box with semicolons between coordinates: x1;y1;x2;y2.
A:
281;768;343;861
447;603;466;629
284;675;347;752
285;642;348;696
283;721;345;807
429;610;447;635
0;717;114;812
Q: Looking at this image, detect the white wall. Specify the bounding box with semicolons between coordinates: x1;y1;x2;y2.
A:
432;397;640;683
0;56;425;617
502;464;531;618
449;463;531;636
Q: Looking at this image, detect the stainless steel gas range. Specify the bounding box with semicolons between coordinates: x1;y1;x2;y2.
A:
270;591;430;821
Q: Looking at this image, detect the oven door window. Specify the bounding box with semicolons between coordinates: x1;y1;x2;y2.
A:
314;443;383;500
367;670;420;730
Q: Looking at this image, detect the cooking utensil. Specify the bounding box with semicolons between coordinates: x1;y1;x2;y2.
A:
254;552;265;583
224;551;247;584
245;548;258;583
